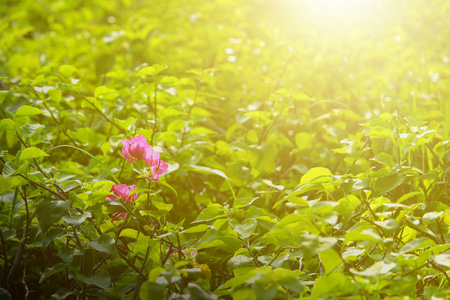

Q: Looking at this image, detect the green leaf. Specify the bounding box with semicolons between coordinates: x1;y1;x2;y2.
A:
433;253;450;267
400;237;435;254
21;124;45;138
374;173;406;196
233;197;259;209
58;245;76;265
248;143;277;174
229;218;257;239
367;126;393;139
0;176;27;193
80;272;111;290
37;199;72;233
137;64;167;77
0;119;15;131
350;261;396;276
87;234;115;255
0;90;9;104
311;272;355;299
19;147;49;161
192;205;226;223
139;282;167;300
61;212;91;226
95;86;119;100
39;263;66;283
227;255;254;271
186;283;218;300
48;88;62;102
423;212;443;225
300;167;332;186
2;162;20;178
59;65;77;77
374;219;399;234
185;164;229;180
152;200;173;212
301;234;337;259
319;248;343;274
0;288;12;300
15;105;45;117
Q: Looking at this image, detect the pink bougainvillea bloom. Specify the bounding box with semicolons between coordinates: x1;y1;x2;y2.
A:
106;183;138;203
106;184;138;221
146;158;169;182
144;151;160;167
121;135;153;162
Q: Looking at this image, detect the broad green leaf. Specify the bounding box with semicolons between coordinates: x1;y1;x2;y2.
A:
120;228;140;239
19;147;49;161
345;229;381;242
87;234;115;255
95;86;119;100
137;64;167;76
186;283;217;300
0;90;9;104
192;205;226;223
21;124;45;138
400;237;435;254
0;288;12;300
311;272;355;299
48;88;62;102
39;263;66;283
15;105;45;117
80;272;111;290
350;261;396;276
229;218;257;239
58;245;76;265
185;164;229;181
0;119;15;131
374;219;399;234
367;126;393;139
433;253;450;267
114;116;135;131
59;65;77;77
139;282;167;300
0;174;27;193
301;234;337;259
374;173;406;196
300;167;332;186
248;143;277;174
61;212;91;226
423;212;443;225
227;255;254;271
37;199;72;233
319;248;343;274
233;197;259;209
152;200;173;212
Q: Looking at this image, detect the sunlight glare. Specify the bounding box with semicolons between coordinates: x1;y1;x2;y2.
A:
304;0;382;31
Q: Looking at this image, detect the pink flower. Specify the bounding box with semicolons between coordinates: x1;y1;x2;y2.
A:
146;158;169;182
121;135;153;162
106;184;138;221
106;183;138;203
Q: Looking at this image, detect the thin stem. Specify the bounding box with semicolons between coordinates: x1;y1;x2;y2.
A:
133;245;151;300
79;93;130;138
151;77;158;145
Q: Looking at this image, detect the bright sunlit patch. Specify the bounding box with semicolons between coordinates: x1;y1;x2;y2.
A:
303;0;383;32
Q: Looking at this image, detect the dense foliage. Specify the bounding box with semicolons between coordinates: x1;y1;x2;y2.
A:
1;0;450;299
